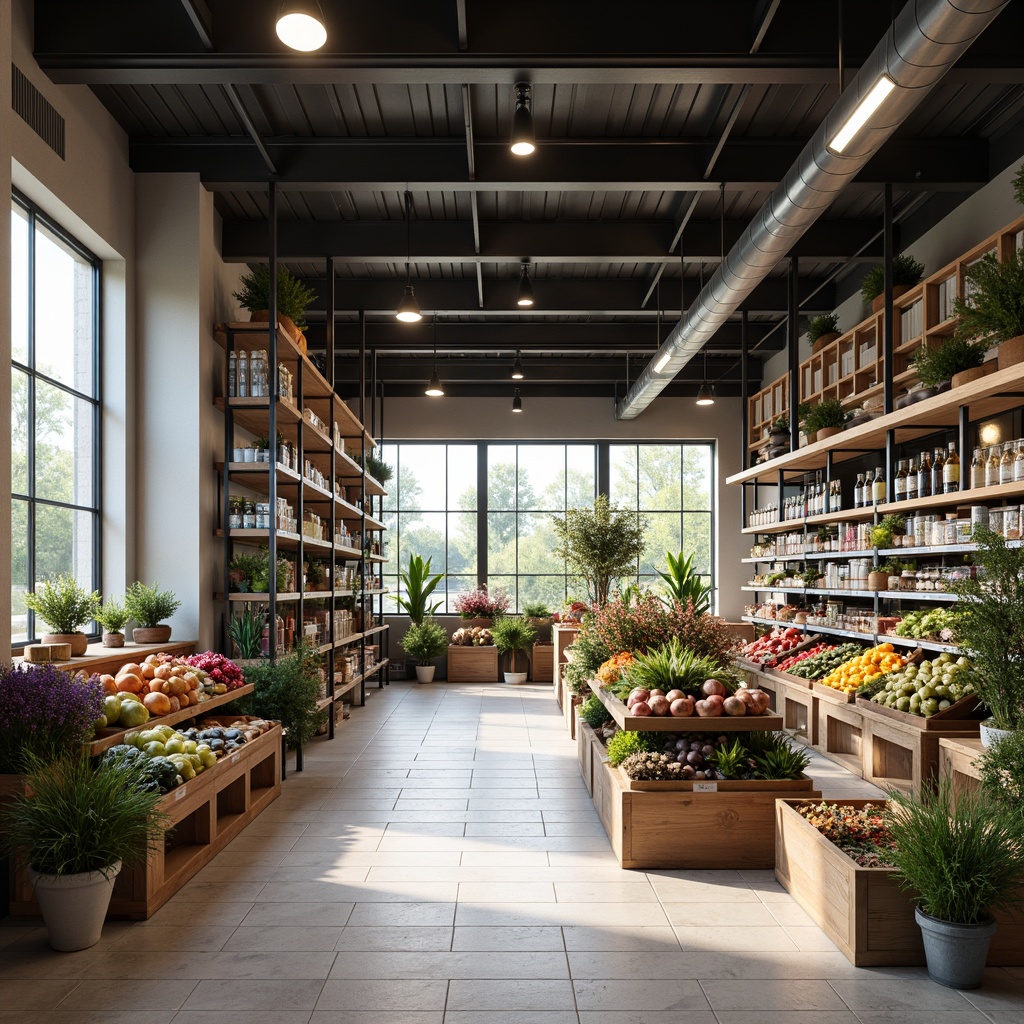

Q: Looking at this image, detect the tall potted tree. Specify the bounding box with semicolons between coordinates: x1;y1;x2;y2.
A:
24;573;99;657
399;618;449;682
551;495;648;607
491;616;537;684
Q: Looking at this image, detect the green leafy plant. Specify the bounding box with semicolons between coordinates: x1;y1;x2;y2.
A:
807;312;840;343
605;730;659;767
655;550;714;614
232;264;318;331
883;777;1024;925
94;597;130;634
490;616;537;674
860;253;925;304
305;559;326;589
24;573;98;634
620;637;736;698
551;495;649;607
803;397;850;434
578;693;610;730
229;552;263;592
870;513;907;549
228;606;266;659
912;335;988;388
399;618;449;664
976;729;1024;816
247;550;292;594
708;737;749;779
394;554;444;624
235;643;326;749
752;741;811;780
950;526;1024;730
0;753;167;877
123;581;181;629
953;249;1024;345
522;601;552;619
1013;162;1024;206
364;453;394;484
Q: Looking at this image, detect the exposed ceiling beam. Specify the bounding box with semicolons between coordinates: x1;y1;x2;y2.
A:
335;379;750;400
222;218;883;264
177;0;213;49
129;136;988;192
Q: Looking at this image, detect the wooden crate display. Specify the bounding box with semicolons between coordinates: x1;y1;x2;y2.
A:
9;724;282;921
564;692;582;739
777;678;817;747
577;720;598;796
446;644;499;682
775;799;1023;967
531;643;553;682
582;720;819;870
938;735;985;806
553;625;580;667
815;696;866;778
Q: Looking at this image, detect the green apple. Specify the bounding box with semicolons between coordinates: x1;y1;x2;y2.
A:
143;741;167;757
163;738;185;755
118;701;150;728
102;695;122;724
183;740;198;754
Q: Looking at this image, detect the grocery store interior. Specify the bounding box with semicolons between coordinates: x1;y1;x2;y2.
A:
4;0;1024;1019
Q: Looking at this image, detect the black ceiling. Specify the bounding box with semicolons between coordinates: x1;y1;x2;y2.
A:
33;0;1024;399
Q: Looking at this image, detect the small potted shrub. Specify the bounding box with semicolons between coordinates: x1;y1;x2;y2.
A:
24;573;99;656
364;453;394;486
913;335;991;391
228;606;266;661
235;643;326;749
522;601;554;635
953;249;1024;370
491;616;537;684
399;618;449;683
123;581;181;644
769;414;790;447
860;253;925;312
803;398;849;441
807;312;841;353
94;597;130;648
232;264;317;352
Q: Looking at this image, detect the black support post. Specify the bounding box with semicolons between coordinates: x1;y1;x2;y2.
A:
741;309;749;472
788;257;799;452
883;183;895;416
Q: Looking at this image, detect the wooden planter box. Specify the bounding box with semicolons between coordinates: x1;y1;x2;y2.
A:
553;624;580;668
775;799;1024;967
577;720;598;796
938;735;984;806
530;643;553;682
447;644;498;682
10;725;282;920
564;693;582;738
582;722;819;870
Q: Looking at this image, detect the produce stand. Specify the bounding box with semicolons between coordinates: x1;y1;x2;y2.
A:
552;623;579;703
14;639;197;675
577;720;597;796
11;721;282;920
447;644;498;682
775;799;1023;967
564;691;582;739
530;643;553;682
938;735;985;806
815;697;866;778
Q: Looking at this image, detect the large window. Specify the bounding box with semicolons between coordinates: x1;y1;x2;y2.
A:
10;193;101;646
381;441;714;613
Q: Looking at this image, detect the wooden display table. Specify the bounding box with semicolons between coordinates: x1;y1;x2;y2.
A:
447;644;498;682
16;639;196;675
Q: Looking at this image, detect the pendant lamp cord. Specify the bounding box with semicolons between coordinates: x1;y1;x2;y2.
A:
404;190;413;286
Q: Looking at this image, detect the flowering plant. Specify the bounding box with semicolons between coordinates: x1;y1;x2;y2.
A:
595;652;635;687
183;651;246;691
452;586;510;619
795;800;897;868
0;664;104;773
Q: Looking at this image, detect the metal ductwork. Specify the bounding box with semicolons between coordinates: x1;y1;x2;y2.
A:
616;0;1010;420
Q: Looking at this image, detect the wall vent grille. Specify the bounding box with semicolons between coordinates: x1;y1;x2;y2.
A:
12;65;65;159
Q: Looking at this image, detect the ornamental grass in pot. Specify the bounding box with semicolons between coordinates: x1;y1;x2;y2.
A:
399;618;449;682
124;581;181;644
24;573;99;656
491;616;537;683
0;753;167;950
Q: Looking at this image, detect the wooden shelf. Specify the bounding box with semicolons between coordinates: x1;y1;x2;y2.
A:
877;479;1024;513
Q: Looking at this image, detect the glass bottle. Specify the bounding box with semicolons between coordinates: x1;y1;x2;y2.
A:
986;445;1002;488
1000;441;1015;485
970;447;985;490
1015;441;1024;484
854;473;865;508
930;447;944;497
917;451;932;498
228;350;237;397
906;457;919;501
237;349;248;398
895;459;908;500
872;466;886;505
943;440;960;494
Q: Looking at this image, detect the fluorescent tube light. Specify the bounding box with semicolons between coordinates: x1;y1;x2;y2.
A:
829;75;896;154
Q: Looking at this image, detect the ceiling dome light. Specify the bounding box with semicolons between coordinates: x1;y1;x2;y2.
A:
510;82;535;156
276;1;327;51
511;349;524;380
512;388;523;413
395;190;422;323
516;262;535;307
696;382;715;406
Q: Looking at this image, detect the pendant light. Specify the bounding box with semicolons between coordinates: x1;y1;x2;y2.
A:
510;82;535;156
696;350;715;406
275;0;327;51
516;261;535;307
425;316;444;397
396;190;422;323
512;388;523;412
511;349;524;380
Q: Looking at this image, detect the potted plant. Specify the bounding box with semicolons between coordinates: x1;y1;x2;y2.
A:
807;312;841;353
883;778;1024;989
394;554;444;625
0;753;167;951
94;597;130;648
769;414;790;447
228;606;266;661
522;601;554;634
123;581;181;644
803;397;850;441
953;249;1024;370
399;618;449;682
870;513;907;551
452;584;510;625
232;264;317;352
654;550;714;614
551;495;648;607
24;573;99;656
950;526;1024;746
860;252;925;312
491;616;537;684
364;453;394;485
912;335;991;390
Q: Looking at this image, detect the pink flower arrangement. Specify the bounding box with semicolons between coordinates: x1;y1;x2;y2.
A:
183;651;246;690
452;586;511;619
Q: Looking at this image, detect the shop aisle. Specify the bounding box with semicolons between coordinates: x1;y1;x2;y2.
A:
2;682;1023;1023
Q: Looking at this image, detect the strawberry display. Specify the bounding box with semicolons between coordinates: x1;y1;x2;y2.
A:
775;643;833;673
740;626;806;666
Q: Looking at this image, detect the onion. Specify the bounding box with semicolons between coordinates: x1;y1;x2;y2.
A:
631;700;652;716
702;678;728;697
669;697;694;717
723;696;747;716
648;695;670;716
665;689;685;703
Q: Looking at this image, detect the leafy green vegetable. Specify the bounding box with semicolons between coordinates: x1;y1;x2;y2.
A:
605;730;660;767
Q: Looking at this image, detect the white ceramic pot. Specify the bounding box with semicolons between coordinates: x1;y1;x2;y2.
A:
980;719;1014;748
414;664;436;683
30;861;121;951
504;672;529;685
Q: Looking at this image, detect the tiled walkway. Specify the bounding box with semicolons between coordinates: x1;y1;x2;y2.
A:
2;681;1024;1023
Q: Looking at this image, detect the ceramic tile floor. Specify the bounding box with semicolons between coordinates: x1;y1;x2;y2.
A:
3;681;1024;1024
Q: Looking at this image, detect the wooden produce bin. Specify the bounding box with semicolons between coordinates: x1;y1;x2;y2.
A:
553;625;579;670
10;724;282;921
582;722;819;870
17;640;197;675
938;735;985;806
815;690;866;778
564;691;582;739
530;643;553;682
775;676;817;747
577;720;598;796
447;644;499;682
775;799;1023;967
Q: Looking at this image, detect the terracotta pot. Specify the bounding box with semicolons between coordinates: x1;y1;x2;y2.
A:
871;283;911;313
950;360;998;388
41;632;88;657
101;633;125;648
811;331;841;353
131;626;172;644
997;334;1024;370
815;425;843;440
